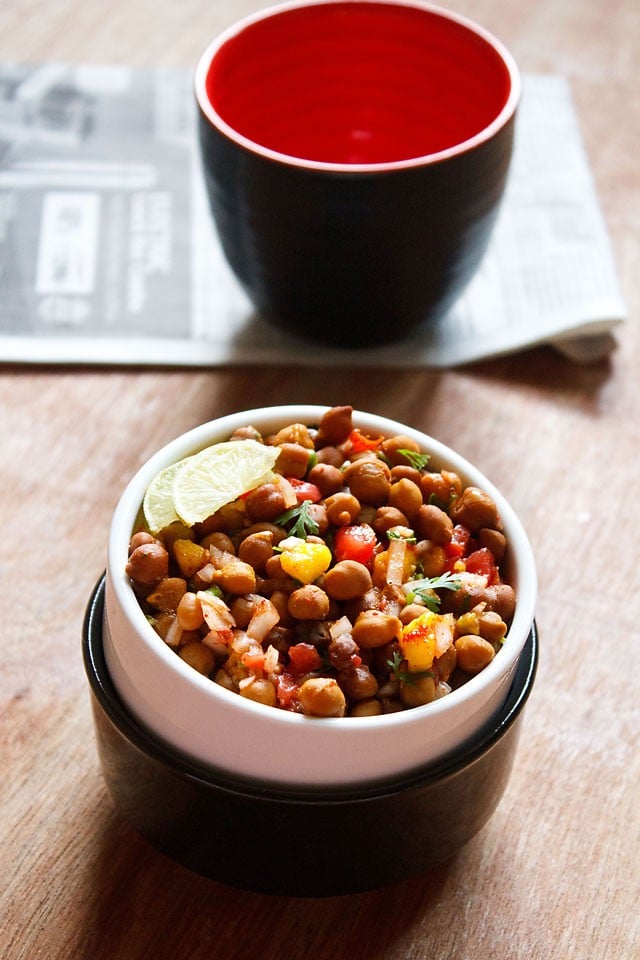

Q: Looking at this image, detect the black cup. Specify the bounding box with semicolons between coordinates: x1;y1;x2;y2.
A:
195;1;520;348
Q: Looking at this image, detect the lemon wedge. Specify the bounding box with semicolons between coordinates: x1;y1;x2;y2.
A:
142;460;183;534
172;439;279;527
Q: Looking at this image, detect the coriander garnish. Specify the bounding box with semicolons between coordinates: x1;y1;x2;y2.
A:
275;500;320;538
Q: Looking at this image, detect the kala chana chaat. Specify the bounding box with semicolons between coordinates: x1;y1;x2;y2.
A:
126;406;516;718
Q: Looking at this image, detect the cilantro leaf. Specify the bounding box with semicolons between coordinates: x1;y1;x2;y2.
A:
403;571;462;612
275;500;319;538
387;650;433;685
398;448;430;471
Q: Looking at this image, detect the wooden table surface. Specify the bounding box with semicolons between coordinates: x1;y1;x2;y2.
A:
2;1;638;957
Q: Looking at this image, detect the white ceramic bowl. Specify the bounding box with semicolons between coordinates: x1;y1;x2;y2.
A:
104;405;537;788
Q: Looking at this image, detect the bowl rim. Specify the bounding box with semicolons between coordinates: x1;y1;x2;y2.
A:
86;575;538;802
107;404;537;742
194;0;521;174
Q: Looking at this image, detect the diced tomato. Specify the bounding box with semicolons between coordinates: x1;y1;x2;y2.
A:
446;524;471;559
275;672;299;709
241;650;266;671
346;429;383;453
287;642;322;674
286;477;322;503
333;523;378;565
465;547;498;584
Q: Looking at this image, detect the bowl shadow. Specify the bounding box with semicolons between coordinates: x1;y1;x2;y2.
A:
78;803;452;960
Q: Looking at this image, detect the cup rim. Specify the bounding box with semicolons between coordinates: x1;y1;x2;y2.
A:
194;0;521;174
108;405;537;747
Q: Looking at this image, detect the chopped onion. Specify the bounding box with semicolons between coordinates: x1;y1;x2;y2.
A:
163;617;183;649
329;616;353;640
275;475;299;508
246;598;280;643
385;537;407;586
263;644;280;674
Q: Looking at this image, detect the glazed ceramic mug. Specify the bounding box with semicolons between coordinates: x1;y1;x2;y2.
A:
195;0;520;347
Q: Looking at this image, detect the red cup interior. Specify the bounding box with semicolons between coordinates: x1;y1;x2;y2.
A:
202;1;516;166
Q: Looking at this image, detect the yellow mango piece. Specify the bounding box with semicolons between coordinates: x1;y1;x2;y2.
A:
400;611;454;673
173;539;209;578
280;539;332;584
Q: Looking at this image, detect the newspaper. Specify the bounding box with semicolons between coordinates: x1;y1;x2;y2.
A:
0;64;626;367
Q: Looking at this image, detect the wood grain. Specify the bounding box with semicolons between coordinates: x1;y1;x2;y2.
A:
1;2;639;958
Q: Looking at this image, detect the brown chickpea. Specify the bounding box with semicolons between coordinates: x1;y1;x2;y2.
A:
299;620;332;648
323;560;372;601
316;405;353;445
269;589;295;626
350;698;383;717
450;486;501;532
128;530;155;552
389;464;423;484
244;483;287;522
307;462;344;497
388;478;423;519
487;584;516;622
152;611;177;642
238;521;286;545
343;459;391;506
200;531;235;554
442;470;463;497
307;502;329;536
455;635;495;674
373;506;409;535
324;491;361;526
352;609;402;649
338;665;379;701
414;503;453;544
216;501;246;530
275;442;312;478
450;583;515;623
478;527;507;561
176;592;205;631
239;677;278;707
399;603;427;625
400;675;437;708
178;642;216;676
298;677;346;717
126;541;169;585
288;584;330;621
228;425;262;441
268;423;315;448
238;530;274;572
328;633;360;670
379;434;422;464
264;553;287;578
193;514;223;539
314;445;344;467
214;558;257;595
420;470;461;506
267;625;295;654
477;610;508;645
214;668;235;692
355;504;377;527
414;541;447;578
229;594;259;628
145;577;187;612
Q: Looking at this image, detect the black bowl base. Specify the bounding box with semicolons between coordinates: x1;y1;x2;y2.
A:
83;577;537;897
